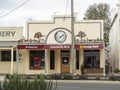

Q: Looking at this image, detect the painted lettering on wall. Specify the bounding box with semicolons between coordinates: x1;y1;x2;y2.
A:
0;31;16;37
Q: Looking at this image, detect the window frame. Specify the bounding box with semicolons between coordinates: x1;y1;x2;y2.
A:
50;50;55;70
1;50;16;62
29;50;45;70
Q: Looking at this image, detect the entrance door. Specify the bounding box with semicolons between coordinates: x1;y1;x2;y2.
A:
61;50;70;73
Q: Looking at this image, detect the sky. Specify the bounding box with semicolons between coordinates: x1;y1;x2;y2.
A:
0;0;119;27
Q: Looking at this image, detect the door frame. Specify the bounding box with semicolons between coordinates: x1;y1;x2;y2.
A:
61;50;70;73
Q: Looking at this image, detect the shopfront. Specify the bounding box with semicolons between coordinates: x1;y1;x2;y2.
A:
75;44;104;74
0;16;104;75
17;43;104;75
0;27;23;74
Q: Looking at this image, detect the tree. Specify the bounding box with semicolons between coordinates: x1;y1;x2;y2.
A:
83;3;111;44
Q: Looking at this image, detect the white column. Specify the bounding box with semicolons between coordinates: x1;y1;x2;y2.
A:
103;45;106;77
45;49;47;74
11;48;14;75
16;47;19;74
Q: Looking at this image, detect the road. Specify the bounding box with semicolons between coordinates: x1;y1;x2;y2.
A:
52;80;120;90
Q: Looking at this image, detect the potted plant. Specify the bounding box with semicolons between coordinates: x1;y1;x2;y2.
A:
81;64;85;74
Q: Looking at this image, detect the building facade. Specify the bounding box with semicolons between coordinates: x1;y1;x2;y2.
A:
109;2;120;72
0;16;105;75
0;27;23;74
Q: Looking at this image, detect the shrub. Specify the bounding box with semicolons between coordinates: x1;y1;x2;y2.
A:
52;74;62;80
114;68;120;73
62;74;72;80
0;74;53;90
79;75;88;80
81;64;85;74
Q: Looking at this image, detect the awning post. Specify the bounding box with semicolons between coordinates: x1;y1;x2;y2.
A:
11;48;14;75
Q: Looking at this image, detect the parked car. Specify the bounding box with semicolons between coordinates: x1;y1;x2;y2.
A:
109;74;120;81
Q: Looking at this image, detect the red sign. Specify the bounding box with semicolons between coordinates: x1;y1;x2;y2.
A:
17;45;44;49
17;44;103;49
45;45;71;49
17;45;71;49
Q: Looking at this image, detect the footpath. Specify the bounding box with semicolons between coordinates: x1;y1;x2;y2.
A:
51;80;120;84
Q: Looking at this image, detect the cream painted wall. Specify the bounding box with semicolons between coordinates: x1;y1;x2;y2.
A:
74;22;103;40
27;17;71;40
0;62;11;74
27;16;103;44
0;27;23;41
17;50;27;74
100;49;105;68
0;16;104;75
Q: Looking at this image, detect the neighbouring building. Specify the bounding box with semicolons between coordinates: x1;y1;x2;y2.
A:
0;15;105;75
109;1;120;72
0;27;23;74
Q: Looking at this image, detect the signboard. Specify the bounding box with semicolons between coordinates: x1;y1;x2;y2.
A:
75;44;103;49
45;45;71;49
17;45;44;49
0;27;23;41
17;45;71;49
17;44;103;49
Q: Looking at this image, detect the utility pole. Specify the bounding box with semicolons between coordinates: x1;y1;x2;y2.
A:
71;0;76;74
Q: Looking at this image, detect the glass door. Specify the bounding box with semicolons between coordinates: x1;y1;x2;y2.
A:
61;50;70;73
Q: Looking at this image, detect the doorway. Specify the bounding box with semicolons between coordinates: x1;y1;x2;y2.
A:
61;50;70;73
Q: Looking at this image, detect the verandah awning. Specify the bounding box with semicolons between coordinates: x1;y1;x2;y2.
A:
17;44;103;50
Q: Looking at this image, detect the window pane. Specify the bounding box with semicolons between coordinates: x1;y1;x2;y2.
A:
84;50;100;68
1;51;16;61
50;50;55;70
29;50;45;70
76;50;79;69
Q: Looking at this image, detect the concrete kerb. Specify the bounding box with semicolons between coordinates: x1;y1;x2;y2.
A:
0;75;6;88
0;75;6;81
49;80;120;84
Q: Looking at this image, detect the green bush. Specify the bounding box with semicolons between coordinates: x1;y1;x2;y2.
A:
62;74;72;80
114;68;120;73
81;64;85;74
0;74;53;90
52;74;62;79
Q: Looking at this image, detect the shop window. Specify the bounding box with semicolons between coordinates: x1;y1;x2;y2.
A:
84;50;100;68
76;50;79;69
1;51;16;61
50;50;55;70
29;50;45;70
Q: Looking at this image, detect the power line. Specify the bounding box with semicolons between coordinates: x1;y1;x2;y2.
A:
64;0;69;19
0;0;30;19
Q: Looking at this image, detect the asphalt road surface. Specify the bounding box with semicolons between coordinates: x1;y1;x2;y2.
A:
52;80;120;90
